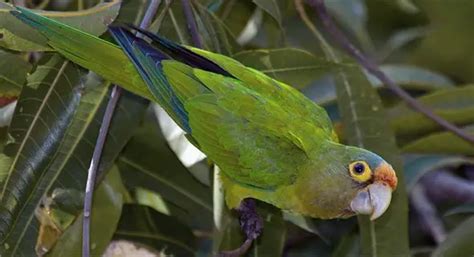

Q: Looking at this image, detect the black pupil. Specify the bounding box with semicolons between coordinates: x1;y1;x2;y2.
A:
353;163;365;174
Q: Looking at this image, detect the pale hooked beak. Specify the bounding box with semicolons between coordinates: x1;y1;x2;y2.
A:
350;162;397;220
350;183;392;220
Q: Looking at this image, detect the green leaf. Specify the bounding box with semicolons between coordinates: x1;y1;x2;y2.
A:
0;0;121;51
366;64;454;91
283;212;320;236
214;0;256;40
326;0;373;52
0;49;31;96
0;53;148;256
309;64;452;107
390;86;474;138
117;119;213;229
432;216;474;257
402;125;474;154
0;54;84;256
331;232;360;257
252;0;282;27
113;204;197;257
233;48;334;89
47;167;124;257
333;59;409;256
403;155;474;191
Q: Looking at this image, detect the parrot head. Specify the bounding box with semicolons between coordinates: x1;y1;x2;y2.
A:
295;144;397;220
344;147;398;220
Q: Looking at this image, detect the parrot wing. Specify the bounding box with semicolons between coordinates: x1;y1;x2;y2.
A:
109;26;336;188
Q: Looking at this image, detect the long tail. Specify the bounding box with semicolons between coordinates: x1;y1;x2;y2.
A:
10;7;152;99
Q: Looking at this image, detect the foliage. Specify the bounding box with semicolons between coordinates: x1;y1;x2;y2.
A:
1;0;473;256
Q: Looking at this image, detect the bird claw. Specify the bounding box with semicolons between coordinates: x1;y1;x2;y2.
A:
216;199;263;257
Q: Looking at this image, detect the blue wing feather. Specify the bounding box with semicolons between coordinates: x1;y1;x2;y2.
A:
108;26;191;132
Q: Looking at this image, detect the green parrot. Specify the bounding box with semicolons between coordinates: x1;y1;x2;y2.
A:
11;7;398;256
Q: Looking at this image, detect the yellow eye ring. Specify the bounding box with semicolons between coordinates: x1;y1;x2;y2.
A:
349;161;372;182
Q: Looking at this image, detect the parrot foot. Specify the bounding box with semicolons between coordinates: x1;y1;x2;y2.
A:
217;198;263;257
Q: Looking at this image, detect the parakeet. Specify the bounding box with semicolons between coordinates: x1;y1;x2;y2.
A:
11;7;398;256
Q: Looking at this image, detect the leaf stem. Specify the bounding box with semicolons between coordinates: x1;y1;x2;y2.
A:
306;0;474;145
81;1;161;257
181;0;203;48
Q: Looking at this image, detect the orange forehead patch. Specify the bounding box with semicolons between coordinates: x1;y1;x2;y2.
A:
374;162;398;190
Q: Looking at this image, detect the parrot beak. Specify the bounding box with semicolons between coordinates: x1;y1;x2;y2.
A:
350;162;397;220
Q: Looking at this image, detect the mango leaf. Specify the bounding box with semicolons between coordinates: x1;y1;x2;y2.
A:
252;0;283;27
390;86;474;138
214;0;256;40
366;64;454;90
332;232;360;257
432;216;474;257
113;204;197;257
233;48;334;89
0;0;120;51
0;54;84;257
47;167;124;257
0;53;148;256
308;64;452;107
403;155;474;191
0;49;31;97
402;125;474;154
326;0;372;52
333;59;409;256
117;118;213;229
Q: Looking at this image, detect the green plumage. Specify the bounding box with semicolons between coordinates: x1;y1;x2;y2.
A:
11;7;395;219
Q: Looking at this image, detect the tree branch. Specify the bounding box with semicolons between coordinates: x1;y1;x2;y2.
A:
304;0;474;145
181;0;203;48
81;1;161;257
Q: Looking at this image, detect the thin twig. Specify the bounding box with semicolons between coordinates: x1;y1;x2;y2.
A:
305;0;474;145
181;0;203;48
81;1;161;257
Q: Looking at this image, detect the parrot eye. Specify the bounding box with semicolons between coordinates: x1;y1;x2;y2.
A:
349;161;372;183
